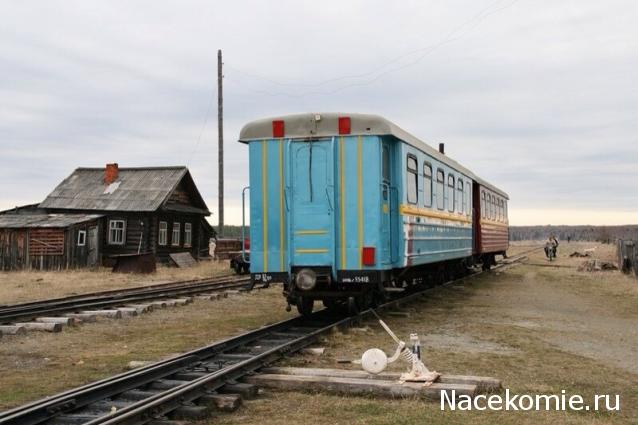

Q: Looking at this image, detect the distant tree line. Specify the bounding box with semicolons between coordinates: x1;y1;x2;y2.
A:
510;225;638;243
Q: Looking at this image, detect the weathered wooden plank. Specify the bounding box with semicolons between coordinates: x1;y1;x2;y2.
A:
260;367;501;393
245;373;477;400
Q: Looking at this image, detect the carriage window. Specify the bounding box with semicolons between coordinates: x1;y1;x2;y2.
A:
489;195;494;220
499;199;504;221
481;192;486;218
486;194;492;219
423;163;432;207
492;196;497;220
457;180;463;214
504;200;508;221
406;155;418;204
447;175;455;212
466;181;471;217
436;169;445;210
382;146;390;182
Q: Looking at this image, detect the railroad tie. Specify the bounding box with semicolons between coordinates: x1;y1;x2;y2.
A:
0;325;27;335
14;322;62;332
81;309;122;319
35;316;76;327
65;313;97;323
116;307;139;317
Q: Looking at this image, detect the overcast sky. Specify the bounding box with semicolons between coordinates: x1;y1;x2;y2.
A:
1;0;636;226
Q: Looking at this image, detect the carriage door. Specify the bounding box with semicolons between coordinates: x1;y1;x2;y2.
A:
290;139;334;266
88;226;98;266
380;142;392;265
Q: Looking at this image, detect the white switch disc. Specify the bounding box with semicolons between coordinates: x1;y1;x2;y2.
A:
361;348;388;375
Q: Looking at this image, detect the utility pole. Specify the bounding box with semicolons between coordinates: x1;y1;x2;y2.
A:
217;49;224;237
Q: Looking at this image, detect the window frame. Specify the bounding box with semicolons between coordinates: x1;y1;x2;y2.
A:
158;221;168;246
447;174;455;212
436;169;445;210
184;223;192;247
423;163;432;207
172;222;181;246
465;180;471;217
77;230;86;246
406;154;418;205
108;219;126;245
457;179;464;215
481;191;486;218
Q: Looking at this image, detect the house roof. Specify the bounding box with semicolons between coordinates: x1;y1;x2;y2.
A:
239;112;508;199
0;213;103;229
39;166;210;214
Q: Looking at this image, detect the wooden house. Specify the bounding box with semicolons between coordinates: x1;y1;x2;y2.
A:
0;164;214;270
0;213;103;270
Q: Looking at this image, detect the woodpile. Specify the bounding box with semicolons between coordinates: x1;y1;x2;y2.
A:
578;259;618;272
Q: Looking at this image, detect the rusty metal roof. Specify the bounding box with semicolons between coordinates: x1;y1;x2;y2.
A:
39;166;210;213
0;213;103;228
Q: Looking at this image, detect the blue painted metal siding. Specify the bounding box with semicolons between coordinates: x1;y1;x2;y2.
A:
395;141;473;267
249;136;390;279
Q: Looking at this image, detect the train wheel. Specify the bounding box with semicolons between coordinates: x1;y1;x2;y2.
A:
297;297;314;316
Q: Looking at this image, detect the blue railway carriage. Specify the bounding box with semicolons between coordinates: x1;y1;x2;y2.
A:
238;113;508;315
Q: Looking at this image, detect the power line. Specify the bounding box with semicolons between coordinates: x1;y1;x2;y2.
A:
225;0;520;97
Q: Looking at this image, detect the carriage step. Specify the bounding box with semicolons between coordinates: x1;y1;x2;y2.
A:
383;287;405;292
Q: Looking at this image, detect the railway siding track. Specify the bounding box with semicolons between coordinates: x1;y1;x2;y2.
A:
0;252;531;425
0;275;252;335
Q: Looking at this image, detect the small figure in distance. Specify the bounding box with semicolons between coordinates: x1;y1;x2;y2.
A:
544;234;559;261
567;235;571;244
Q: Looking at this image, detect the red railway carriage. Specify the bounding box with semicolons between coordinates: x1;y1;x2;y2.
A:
472;181;509;268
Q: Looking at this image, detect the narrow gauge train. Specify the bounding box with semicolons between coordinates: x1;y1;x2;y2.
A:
238;113;509;315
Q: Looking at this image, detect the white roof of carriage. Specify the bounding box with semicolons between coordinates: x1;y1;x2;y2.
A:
238;112;508;199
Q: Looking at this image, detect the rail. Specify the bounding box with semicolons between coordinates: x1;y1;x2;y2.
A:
0;252;530;425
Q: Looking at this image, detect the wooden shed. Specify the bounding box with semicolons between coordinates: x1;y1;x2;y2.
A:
0;213;103;270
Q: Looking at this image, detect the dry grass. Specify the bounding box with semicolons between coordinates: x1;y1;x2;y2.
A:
0;286;293;410
0;260;232;305
209;243;638;425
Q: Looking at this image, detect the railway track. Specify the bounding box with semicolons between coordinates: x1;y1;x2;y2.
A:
0;252;530;425
0;274;251;327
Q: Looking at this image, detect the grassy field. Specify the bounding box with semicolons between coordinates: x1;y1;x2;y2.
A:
1;242;636;424
208;243;638;424
0;286;293;410
0;260;231;305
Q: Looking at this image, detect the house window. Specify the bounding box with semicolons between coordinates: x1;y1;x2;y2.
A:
457;180;464;214
158;221;167;246
447;175;455;212
436;169;445;210
184;223;192;247
108;220;126;245
423;163;432;207
77;230;86;246
172;222;181;246
406;155;418;204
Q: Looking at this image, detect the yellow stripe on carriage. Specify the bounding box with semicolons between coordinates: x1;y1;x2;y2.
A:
279;139;284;271
339;136;346;269
295;248;329;254
295;229;328;235
261;140;268;272
399;204;472;224
357;135;363;269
